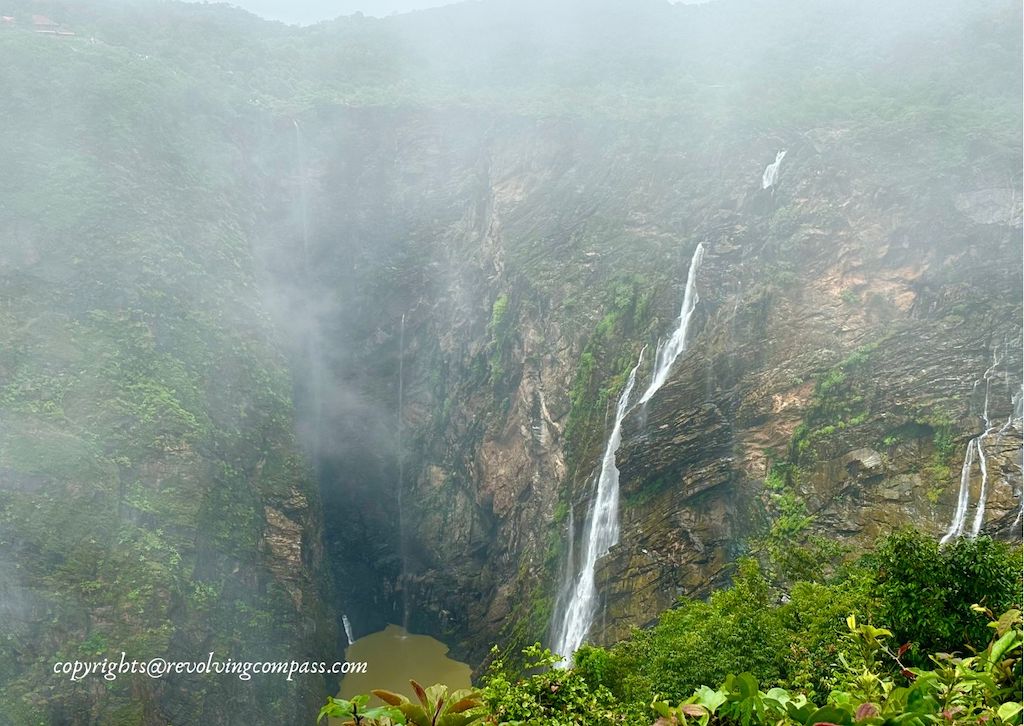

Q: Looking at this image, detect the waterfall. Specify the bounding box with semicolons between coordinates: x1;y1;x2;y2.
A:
762;149;787;189
638;243;705;406
551;347;645;664
940;439;976;545
342;614;355;646
551;504;576;634
293;119;324;464
969;437;991;537
397;313;409;630
940;346;1020;543
550;242;707;663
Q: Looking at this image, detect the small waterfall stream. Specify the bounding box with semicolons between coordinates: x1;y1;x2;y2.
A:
762;149;787;189
551;243;705;663
638;243;705;405
941;345;1021;543
293;119;325;464
397;313;410;630
342;614;355;646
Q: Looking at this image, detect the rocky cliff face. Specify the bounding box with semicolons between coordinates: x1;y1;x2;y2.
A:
273;108;1021;662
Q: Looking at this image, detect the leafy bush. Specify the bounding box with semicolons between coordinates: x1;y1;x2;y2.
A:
479;644;631;725
652;606;1023;726
603;559;791;706
319;683;485;726
867;529;1023;661
320;530;1022;725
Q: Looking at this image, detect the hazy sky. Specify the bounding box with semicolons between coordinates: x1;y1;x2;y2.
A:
189;0;462;24
191;0;700;25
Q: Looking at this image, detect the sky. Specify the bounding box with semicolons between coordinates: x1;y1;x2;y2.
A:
189;0;701;25
188;0;463;23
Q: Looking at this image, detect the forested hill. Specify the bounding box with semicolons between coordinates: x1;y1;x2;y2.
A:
3;0;1021;120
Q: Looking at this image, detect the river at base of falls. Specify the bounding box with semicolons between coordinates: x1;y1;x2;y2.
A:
335;624;471;712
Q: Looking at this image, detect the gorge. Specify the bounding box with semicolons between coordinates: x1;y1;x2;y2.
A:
0;0;1021;723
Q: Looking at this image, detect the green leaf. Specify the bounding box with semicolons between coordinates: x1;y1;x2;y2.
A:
652;701;673;717
989;630;1021;665
998;701;1024;724
804;705;851;726
694;686;727;714
736;672;760;700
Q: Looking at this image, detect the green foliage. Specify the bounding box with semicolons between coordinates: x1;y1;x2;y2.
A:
480;643;632;725
781;572;876;697
563;276;654;473
487;294;514;385
790;342;883;462
755;463;842;585
650;608;1023;726
319;531;1020;726
763;468;787;493
548;529;1019;716
868;529;1023;660
371;682;484;726
319;694;407;725
605;559;790;706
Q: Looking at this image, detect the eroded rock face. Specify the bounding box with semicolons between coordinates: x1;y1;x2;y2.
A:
276;106;1021;662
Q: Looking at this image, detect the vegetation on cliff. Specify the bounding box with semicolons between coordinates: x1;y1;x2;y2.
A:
324;530;1022;725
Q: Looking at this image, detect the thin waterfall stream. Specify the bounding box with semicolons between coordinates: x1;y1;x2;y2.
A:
639;243;705;406
551;347;645;663
941;344;1022;543
397;313;410;630
762;149;787;189
293;119;324;467
342;615;355;646
551;243;705;663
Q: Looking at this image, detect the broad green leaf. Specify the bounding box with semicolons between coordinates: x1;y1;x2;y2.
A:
805;705;851;726
998;701;1024;724
736;672;759;700
694;686;727;713
989;630;1021;665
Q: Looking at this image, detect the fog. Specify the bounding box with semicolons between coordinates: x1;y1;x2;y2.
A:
186;0;459;23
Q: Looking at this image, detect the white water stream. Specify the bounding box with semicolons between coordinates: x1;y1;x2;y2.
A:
552;244;705;663
762;149;786;189
941;346;1021;543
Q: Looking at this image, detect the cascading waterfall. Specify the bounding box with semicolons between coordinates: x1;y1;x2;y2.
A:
969;438;991;537
293;119;324;465
940;346;1020;543
762;149;787;189
941;440;976;544
638;243;705;405
551;504;576;632
551;347;645;664
551;243;705;664
297;119;361;649
1012;387;1024;528
397;313;410;631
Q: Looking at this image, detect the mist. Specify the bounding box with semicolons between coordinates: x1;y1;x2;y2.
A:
185;0;460;24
